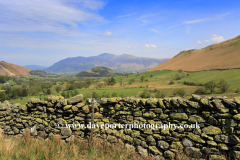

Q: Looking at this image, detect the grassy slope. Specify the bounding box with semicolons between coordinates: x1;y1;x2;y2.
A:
149;35;240;72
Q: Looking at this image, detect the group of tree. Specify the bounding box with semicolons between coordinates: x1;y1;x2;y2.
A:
204;79;230;94
0;75;10;83
105;77;116;86
194;79;230;94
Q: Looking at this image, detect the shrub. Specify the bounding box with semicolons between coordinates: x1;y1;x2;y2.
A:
178;69;182;73
235;88;240;93
112;92;117;97
174;74;181;80
92;91;99;98
101;91;110;98
140;89;151;98
153;88;158;92
175;88;186;97
194;87;206;95
169;79;174;85
155;90;165;98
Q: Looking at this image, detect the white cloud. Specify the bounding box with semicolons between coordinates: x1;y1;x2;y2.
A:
197;40;202;44
145;44;150;48
211;34;225;43
184;18;208;24
150;44;157;48
145;44;157;48
100;31;113;37
204;40;210;43
116;12;137;18
185;26;191;34
0;0;105;33
150;28;159;33
126;45;131;48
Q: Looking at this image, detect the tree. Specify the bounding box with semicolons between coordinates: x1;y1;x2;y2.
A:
106;77;116;86
0;92;9;102
204;80;217;94
55;85;62;93
140;76;144;82
120;78;124;87
61;91;66;98
47;89;51;95
22;88;29;97
217;79;230;93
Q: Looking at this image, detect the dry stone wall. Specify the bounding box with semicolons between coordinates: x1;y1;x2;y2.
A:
1;94;240;160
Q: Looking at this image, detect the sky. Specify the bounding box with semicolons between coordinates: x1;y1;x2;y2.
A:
0;0;239;67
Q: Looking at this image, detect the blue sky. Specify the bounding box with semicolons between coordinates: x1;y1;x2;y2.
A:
0;0;239;67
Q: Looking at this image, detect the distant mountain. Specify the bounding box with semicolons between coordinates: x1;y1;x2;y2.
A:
0;61;31;76
76;66;123;77
45;53;169;73
149;35;240;72
24;65;48;70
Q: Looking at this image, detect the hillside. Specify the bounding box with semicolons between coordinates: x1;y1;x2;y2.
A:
76;66;123;77
45;53;169;73
149;35;240;72
0;61;31;76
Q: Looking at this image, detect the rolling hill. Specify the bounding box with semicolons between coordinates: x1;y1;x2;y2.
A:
0;61;31;76
76;66;123;77
45;53;169;73
149;35;240;72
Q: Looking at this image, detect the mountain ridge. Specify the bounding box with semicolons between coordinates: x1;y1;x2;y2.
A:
45;53;169;73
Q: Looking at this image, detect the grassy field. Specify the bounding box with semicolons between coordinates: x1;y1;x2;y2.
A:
6;68;240;105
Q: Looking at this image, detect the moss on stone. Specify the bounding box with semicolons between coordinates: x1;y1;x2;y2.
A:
188;133;205;143
170;113;188;120
149;146;162;155
234;97;240;104
189;115;205;123
202;126;222;135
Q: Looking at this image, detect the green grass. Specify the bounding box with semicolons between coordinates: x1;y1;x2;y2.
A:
5;68;240;105
8;93;61;105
